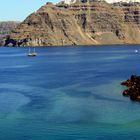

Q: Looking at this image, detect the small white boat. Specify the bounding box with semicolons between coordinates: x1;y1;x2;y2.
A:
27;47;37;57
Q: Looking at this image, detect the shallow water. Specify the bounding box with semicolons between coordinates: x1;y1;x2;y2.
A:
0;45;140;139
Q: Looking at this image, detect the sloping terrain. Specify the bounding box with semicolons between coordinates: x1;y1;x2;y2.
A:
3;1;140;46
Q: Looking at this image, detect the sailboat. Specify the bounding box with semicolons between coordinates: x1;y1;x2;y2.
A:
27;47;37;57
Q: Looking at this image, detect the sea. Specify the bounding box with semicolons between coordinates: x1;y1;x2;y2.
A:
0;45;140;140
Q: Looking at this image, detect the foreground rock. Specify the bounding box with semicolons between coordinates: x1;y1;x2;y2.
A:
2;1;140;46
121;75;140;101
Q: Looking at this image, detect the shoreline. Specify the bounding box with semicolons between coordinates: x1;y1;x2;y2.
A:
1;44;140;48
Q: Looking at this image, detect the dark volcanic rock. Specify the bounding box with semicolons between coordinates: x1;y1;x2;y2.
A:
121;75;140;101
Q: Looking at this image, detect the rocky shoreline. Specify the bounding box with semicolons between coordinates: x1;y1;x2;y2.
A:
121;75;140;101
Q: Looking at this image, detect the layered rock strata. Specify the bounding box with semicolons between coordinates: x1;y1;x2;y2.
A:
3;1;140;46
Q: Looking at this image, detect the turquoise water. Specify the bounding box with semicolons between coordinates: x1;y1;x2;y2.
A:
0;45;140;139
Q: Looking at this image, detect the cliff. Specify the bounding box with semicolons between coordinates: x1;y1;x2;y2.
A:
3;1;140;46
0;21;19;46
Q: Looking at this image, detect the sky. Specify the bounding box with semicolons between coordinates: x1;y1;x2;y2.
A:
0;0;57;21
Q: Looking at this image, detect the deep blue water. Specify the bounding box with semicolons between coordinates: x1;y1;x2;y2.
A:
0;45;140;140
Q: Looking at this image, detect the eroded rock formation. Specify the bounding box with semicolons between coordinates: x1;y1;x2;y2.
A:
0;21;19;46
121;75;140;101
2;1;140;46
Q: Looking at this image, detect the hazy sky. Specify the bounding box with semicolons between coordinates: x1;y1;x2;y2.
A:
0;0;57;21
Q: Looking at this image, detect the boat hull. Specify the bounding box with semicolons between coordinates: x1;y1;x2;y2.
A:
27;53;37;57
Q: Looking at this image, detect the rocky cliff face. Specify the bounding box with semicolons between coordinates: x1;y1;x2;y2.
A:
0;21;19;45
3;1;140;46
